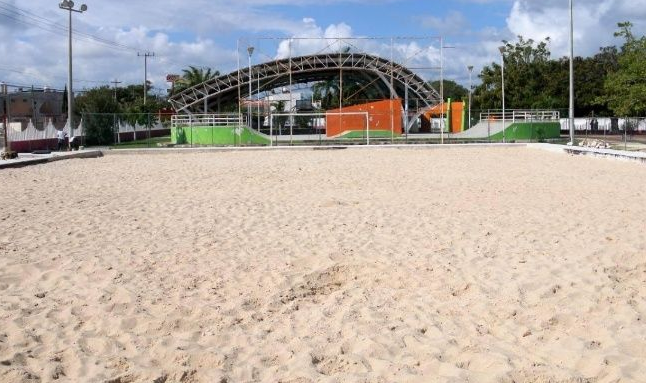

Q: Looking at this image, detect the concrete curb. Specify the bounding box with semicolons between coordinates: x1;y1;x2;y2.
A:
102;143;528;156
528;143;646;164
0;150;103;169
4;144;644;168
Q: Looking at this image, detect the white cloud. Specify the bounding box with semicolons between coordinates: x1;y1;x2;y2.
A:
507;0;646;57
1;0;645;92
420;11;470;36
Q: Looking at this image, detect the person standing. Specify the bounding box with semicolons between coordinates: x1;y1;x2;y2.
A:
56;129;67;151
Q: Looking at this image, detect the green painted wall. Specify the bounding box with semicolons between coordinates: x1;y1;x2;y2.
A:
172;126;270;146
490;122;561;142
339;130;402;139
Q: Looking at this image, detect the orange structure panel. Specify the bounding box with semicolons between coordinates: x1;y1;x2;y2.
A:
326;99;402;137
423;101;465;133
450;102;464;133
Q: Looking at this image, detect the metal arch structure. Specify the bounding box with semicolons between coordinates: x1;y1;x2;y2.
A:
168;52;441;115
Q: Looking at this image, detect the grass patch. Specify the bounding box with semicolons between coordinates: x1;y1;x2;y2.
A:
339;130;401;139
110;136;171;149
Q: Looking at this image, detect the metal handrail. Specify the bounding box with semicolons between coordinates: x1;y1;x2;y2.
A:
479;110;560;122
171;113;245;128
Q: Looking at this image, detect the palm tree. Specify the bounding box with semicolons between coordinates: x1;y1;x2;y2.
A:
312;75;378;109
312;78;340;109
173;66;220;94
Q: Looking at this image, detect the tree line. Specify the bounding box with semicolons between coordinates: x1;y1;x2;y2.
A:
448;22;645;117
75;66;217;145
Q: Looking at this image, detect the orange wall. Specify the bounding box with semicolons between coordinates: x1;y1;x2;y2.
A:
423;101;465;133
326;99;402;137
450;102;464;133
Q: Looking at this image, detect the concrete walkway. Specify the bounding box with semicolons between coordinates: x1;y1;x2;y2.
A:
529;143;646;164
3;143;646;169
0;150;103;169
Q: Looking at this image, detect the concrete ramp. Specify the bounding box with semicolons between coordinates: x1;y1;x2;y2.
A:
453;121;513;139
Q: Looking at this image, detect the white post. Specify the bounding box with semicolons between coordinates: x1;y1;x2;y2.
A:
440;37;444;144
390;37;395;144
269;112;273;147
467;65;473;130
257;70;261;136
569;0;575;145
236;39;242;147
289;39;293;145
365;112;370;146
1;83;8;153
247;46;254;130
67;7;73;149
499;46;506;144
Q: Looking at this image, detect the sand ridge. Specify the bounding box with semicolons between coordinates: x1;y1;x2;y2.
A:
0;147;645;382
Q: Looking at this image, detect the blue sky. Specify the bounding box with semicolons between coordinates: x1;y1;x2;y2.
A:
259;1;509;37
1;0;645;91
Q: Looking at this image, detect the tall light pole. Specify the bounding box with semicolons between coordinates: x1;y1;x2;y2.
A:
440;37;444;143
59;0;87;150
499;46;506;144
467;65;473;130
247;46;254;129
569;0;575;144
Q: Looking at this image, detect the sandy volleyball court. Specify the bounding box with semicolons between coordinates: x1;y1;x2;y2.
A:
0;147;645;382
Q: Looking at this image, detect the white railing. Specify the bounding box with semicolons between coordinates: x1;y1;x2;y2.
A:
171;113;244;128
479;110;560;122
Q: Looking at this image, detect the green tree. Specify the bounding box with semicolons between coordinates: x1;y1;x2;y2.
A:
75;86;120;145
602;22;646;116
272;100;288;133
311;74;380;109
576;46;618;116
173;66;220;94
429;80;468;101
473;36;558;111
74;83;169;145
312;78;340;109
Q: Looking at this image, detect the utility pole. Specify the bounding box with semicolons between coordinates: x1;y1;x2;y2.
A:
111;79;122;101
111;79;121;145
138;52;155;105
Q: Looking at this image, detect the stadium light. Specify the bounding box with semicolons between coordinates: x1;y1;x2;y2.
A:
499;46;506;144
59;0;87;150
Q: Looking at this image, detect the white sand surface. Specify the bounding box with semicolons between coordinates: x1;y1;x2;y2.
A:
0;147;645;382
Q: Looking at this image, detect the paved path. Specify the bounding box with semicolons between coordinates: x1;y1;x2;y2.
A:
0;150;103;169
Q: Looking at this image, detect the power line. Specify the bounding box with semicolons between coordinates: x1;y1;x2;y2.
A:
0;65;111;85
0;2;211;78
0;1;144;53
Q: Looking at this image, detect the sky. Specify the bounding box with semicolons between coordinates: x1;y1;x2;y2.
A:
0;0;645;93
